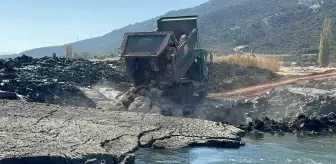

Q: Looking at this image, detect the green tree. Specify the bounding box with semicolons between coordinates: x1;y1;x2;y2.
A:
97;51;105;59
318;17;332;67
81;52;92;59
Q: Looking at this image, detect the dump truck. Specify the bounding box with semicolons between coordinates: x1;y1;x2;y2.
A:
119;15;210;104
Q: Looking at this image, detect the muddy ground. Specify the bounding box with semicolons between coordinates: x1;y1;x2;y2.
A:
1;55;336;163
1;55;335;135
0;100;244;163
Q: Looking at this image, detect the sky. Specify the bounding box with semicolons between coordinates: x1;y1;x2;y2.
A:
0;0;208;53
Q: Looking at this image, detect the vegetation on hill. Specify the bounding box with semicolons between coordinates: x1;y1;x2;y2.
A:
213;54;281;72
16;0;336;57
318;17;333;66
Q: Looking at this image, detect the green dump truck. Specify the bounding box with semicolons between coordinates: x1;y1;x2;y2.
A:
119;15;210;104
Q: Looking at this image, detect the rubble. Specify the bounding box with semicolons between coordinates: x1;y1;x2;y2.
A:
115;85;185;117
228;78;336;135
238;113;336;135
248;86;336;122
0;55;131;107
128;96;151;113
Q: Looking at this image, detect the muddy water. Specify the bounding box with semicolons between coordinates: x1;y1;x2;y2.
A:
135;134;336;164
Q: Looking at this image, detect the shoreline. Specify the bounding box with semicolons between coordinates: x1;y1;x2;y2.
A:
1;100;335;163
0;100;244;164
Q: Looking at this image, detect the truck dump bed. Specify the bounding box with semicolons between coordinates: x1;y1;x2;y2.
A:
120;32;176;57
157;15;198;40
120;15;201;85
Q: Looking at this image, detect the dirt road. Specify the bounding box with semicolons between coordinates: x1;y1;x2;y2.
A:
208;70;336;98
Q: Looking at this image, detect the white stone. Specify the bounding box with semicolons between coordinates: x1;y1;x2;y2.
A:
128;96;151;113
171;108;183;117
139;89;152;98
149;105;161;114
150;88;163;98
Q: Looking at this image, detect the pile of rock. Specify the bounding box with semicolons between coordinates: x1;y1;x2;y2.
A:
0;55;131;107
238;112;336;135
208;62;279;92
247;87;336;122
191;98;254;125
116;84;185;117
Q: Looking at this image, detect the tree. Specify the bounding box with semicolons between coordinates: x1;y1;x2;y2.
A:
318;17;332;67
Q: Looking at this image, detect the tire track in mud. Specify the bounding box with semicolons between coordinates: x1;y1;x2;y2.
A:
208;70;336;98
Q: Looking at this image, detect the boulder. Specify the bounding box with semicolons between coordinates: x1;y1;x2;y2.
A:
149;105;161;114
150;87;162;99
138;88;152;98
128;96;151;113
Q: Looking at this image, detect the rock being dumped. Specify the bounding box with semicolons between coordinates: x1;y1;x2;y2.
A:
113;84;186;117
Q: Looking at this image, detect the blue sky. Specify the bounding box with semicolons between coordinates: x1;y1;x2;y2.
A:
0;0;208;53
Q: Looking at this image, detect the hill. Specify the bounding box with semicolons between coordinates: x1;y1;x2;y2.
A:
16;0;336;57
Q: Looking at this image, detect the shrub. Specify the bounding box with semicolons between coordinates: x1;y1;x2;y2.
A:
213;54;281;72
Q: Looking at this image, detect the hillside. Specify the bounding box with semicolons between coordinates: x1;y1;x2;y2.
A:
16;0;336;57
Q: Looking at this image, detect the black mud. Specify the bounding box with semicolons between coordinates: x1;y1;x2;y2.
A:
238;113;336;135
0;55;131;107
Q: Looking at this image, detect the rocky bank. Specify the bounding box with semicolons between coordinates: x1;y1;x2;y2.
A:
203;78;336;135
0;100;244;164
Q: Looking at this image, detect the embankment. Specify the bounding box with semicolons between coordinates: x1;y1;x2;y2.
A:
1;55;336;138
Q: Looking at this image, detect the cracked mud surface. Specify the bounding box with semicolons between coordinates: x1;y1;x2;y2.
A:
0;100;244;164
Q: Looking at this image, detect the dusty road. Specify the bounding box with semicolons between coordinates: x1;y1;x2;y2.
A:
208;70;336;98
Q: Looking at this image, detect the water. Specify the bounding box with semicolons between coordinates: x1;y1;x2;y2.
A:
135;134;336;164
